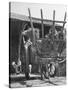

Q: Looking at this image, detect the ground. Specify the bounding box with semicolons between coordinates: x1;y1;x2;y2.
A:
10;74;66;88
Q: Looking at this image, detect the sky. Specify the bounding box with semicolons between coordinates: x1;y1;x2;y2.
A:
11;2;67;25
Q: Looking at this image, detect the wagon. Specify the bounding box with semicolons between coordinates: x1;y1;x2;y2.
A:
17;8;66;79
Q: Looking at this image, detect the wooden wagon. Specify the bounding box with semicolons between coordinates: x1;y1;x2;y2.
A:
16;8;66;79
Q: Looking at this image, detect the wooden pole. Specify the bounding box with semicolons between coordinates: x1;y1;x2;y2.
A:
28;8;35;45
18;33;22;62
63;12;67;29
52;10;55;35
53;10;55;26
41;9;44;38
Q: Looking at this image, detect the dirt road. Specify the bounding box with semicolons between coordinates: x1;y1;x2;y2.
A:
10;74;66;88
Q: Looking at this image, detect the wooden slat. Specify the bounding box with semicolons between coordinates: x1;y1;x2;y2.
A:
41;9;44;38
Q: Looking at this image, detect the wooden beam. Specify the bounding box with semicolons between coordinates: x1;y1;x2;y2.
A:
30;17;66;24
28;8;35;45
41;9;44;38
